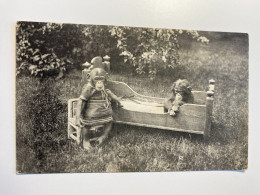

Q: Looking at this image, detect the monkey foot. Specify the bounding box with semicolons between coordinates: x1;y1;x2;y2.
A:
83;140;92;151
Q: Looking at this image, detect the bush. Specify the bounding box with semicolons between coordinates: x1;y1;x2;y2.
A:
16;22;69;77
110;27;209;79
16;22;209;79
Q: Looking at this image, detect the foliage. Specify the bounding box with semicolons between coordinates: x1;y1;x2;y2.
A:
110;27;209;79
16;22;70;77
80;25;119;61
16;22;209;79
16;22;119;78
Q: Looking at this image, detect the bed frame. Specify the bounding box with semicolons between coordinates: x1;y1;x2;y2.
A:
68;79;215;143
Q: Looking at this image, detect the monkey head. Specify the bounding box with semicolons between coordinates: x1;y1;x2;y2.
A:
89;68;107;91
171;79;192;97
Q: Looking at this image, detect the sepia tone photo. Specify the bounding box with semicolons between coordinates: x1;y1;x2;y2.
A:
16;21;248;173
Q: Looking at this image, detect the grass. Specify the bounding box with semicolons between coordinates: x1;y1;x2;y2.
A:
16;33;248;173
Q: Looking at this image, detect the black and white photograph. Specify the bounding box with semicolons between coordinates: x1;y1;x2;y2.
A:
2;0;260;194
16;21;248;173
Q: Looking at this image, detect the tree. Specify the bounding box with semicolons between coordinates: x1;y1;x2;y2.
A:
16;22;208;79
110;27;209;79
17;22;67;77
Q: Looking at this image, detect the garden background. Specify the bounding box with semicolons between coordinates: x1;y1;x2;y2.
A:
16;22;248;173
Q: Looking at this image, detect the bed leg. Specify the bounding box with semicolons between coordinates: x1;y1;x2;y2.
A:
204;79;215;139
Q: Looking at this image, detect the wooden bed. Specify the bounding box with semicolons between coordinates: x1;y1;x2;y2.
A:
68;79;215;143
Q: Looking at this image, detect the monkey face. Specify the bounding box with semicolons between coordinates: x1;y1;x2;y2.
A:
89;68;107;91
93;76;105;91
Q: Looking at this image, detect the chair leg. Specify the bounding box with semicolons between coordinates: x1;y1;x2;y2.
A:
68;123;72;139
76;126;81;145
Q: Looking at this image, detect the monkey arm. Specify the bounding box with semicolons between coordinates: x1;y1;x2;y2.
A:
75;99;86;127
171;100;184;112
76;99;85;119
106;89;120;101
164;93;184;116
164;95;175;110
106;89;123;106
75;84;94;126
171;93;184;112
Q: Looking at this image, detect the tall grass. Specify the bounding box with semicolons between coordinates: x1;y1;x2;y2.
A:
16;34;248;173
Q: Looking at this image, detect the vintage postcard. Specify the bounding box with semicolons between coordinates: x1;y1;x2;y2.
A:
16;21;248;173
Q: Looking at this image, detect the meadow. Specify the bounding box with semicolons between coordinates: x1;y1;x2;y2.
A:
16;33;248;173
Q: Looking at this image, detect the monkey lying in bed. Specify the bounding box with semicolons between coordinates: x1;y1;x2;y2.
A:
164;79;194;117
75;67;122;150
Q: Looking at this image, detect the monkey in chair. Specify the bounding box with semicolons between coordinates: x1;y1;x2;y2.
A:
75;67;122;150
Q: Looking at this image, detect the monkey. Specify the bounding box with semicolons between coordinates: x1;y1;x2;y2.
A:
75;68;122;150
164;79;194;117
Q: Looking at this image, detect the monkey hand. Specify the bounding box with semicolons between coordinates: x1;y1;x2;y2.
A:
172;105;180;112
112;99;123;107
169;104;180;117
117;101;123;108
169;109;176;116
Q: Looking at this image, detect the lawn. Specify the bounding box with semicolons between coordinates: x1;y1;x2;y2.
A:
16;33;248;173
